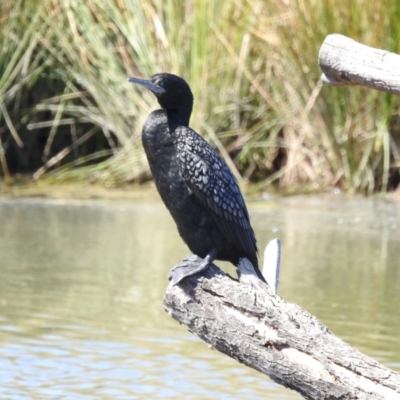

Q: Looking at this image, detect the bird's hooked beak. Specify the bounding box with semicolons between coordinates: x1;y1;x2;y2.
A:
128;77;165;95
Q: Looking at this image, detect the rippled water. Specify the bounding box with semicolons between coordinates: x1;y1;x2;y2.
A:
0;194;399;399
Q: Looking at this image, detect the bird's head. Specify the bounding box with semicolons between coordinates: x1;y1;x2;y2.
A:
128;73;193;113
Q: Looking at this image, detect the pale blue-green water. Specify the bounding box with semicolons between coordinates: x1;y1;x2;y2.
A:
0;195;399;399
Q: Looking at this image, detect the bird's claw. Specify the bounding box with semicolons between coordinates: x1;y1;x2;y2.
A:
168;254;211;285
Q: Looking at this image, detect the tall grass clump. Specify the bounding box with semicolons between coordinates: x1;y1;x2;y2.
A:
0;0;52;180
0;0;399;193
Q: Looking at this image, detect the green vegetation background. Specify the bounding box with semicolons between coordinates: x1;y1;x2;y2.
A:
1;0;400;193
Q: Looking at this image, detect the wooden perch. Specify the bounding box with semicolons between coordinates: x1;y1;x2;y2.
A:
163;263;400;399
162;35;400;399
319;34;400;96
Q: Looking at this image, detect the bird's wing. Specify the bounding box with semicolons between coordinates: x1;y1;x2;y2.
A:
173;126;258;261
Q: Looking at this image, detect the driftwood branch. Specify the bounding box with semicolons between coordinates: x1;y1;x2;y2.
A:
319;34;400;96
163;34;400;398
163;264;400;399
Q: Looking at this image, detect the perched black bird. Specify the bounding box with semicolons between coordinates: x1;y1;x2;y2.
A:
128;73;266;285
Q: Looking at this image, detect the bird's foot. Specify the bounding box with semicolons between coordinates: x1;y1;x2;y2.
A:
237;257;269;291
168;254;212;286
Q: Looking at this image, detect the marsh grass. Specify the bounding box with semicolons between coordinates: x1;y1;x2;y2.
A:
0;0;399;192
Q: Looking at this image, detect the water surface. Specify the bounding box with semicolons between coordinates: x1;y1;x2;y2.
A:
0;194;399;399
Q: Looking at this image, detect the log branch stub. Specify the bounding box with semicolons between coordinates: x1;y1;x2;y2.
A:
319;34;400;96
163;265;400;400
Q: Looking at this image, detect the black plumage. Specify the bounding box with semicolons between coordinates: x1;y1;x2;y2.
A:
128;73;265;284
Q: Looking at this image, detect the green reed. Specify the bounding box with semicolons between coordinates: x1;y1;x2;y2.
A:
0;0;399;193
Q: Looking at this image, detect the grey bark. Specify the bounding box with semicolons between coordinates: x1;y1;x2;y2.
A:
319;34;400;96
163;265;400;400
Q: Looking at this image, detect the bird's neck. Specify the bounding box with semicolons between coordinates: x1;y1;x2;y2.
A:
167;106;192;129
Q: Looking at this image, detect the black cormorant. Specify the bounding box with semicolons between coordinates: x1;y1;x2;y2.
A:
128;73;266;285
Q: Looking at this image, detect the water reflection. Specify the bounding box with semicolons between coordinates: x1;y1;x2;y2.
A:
0;334;289;399
0;195;399;399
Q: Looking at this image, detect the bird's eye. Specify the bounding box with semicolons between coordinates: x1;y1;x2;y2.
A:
156;78;164;86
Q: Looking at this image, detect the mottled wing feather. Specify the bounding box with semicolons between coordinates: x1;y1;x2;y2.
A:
173;126;257;260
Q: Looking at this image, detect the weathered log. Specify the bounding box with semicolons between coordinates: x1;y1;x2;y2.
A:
319;34;400;96
163;263;400;400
